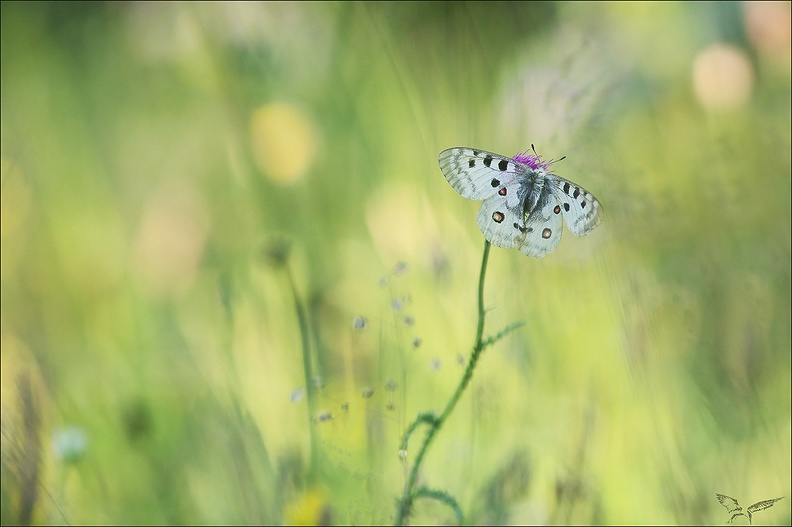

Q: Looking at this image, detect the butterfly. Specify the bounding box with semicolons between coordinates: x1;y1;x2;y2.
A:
438;147;603;257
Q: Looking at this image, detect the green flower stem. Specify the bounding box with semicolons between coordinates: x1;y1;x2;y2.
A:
285;264;319;476
395;240;491;525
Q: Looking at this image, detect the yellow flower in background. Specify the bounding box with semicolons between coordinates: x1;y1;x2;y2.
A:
284;489;331;526
249;103;317;184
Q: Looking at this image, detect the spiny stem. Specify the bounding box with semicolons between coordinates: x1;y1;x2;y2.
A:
395;240;491;525
439;239;489;423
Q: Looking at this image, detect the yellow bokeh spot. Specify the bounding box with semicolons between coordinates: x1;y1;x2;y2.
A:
284;489;331;526
692;44;754;112
249;103;317;184
132;182;209;298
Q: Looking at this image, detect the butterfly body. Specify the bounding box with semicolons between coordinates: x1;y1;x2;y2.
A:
439;147;603;257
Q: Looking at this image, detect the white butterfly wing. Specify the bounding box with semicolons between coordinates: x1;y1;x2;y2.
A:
547;175;603;237
516;190;564;257
475;179;531;248
475;182;563;257
438;147;528;200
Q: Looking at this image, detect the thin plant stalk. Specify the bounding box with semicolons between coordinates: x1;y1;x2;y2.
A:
395;240;491;525
285;264;320;477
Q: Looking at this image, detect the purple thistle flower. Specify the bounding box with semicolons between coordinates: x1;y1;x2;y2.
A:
513;150;549;171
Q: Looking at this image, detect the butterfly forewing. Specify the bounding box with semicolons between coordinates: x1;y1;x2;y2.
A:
548;175;603;236
438;147;529;200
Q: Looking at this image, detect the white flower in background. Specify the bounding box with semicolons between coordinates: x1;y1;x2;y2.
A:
52;426;88;463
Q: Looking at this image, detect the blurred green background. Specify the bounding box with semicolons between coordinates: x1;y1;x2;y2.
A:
1;2;790;525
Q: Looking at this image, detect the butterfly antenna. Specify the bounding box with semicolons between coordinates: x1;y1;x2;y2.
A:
531;144;539;157
548;155;567;166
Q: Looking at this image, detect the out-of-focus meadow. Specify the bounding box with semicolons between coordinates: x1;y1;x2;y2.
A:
1;2;790;525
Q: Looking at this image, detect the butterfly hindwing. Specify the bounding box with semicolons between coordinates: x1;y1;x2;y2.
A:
438;147;528;200
516;188;564;257
475;179;531;248
548;175;603;237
